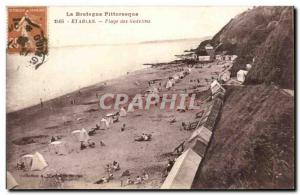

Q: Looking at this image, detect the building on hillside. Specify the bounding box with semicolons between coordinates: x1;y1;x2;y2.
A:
219;70;231;82
205;43;215;61
175;52;198;61
216;54;238;62
237;70;248;83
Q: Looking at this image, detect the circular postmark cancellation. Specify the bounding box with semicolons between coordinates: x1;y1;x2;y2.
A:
7;7;48;70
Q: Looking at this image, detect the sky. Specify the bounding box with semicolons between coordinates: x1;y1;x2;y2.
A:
48;6;251;47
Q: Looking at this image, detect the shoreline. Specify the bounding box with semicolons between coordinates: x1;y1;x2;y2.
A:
7;59;230;189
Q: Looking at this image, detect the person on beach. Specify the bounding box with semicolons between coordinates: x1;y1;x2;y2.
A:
113;161;120;171
40;98;43;108
121;124;126;132
126;177;133;185
142;172;149;181
100;140;106;146
135;176;142;184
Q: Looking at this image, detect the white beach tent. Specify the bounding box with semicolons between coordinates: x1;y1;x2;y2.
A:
100;118;110;129
120;107;127;117
31;152;48;171
48;141;69;155
127;103;135;112
166;80;173;89
7;171;18;189
71;128;90;142
237;70;248;83
18;154;34;171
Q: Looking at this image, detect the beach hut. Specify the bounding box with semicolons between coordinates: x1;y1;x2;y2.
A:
210;80;225;95
48;141;69;155
7;171;18;189
219;71;231;82
161;148;202;189
237;70;248;83
188;125;212;145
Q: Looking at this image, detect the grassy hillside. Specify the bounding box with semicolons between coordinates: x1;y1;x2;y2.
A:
199;6;294;89
192;84;294;189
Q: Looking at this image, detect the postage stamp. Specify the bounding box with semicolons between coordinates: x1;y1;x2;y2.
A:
7;7;48;69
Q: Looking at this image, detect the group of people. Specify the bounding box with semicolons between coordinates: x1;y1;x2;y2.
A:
134;133;152;141
125;171;149;186
94;161;121;185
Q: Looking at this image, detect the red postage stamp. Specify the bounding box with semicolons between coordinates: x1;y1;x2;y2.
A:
7;7;48;69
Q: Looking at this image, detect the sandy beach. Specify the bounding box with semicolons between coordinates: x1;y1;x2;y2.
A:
7;60;231;189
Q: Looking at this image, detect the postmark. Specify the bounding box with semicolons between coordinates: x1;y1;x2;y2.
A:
7;7;48;70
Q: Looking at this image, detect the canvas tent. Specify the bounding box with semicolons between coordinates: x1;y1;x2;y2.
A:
127;103;135;112
48;141;69;155
72;128;90;143
237;70;248;83
31;152;48;171
100;118;110;129
161;148;202;189
7;171;18;189
120;107;127;117
210;80;225;95
166;80;173;90
18;154;34;171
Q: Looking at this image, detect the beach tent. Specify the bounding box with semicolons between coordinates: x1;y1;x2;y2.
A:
106;113;117;124
7;171;18;189
48;141;69;155
127;103;135;112
31;152;48;171
100;118;110;129
120;107;127;117
72;128;90;143
173;75;180;81
161;148;202;189
210;80;225;95
18;154;34;171
237;70;248;83
166;80;173;90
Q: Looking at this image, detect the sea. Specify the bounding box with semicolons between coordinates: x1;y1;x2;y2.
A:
7;38;204;112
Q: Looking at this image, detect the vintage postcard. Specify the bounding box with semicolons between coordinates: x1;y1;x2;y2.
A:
6;6;295;190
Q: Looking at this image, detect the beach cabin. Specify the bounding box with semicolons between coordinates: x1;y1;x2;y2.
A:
216;54;223;61
237;70;248;83
246;64;252;70
205;44;215;61
210;80;225;95
198;56;211;62
219;71;231;82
